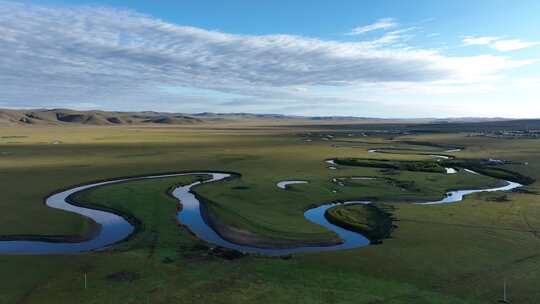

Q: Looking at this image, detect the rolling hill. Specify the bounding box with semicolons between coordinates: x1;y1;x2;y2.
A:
0;109;203;126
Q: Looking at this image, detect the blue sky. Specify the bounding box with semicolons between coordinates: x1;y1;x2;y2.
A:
1;0;539;117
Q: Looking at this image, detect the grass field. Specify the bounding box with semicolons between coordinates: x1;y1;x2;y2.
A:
1;122;539;303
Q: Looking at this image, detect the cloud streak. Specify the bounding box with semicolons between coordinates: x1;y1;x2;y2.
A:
463;36;539;51
347;18;397;35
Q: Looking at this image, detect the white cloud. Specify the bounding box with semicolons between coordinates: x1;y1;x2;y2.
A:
491;39;540;51
0;5;452;96
347;18;397;35
0;1;536;117
463;36;539;52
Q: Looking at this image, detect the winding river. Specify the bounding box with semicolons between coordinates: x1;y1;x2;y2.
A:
0;172;370;255
0;173;198;254
0;160;523;255
417;180;522;205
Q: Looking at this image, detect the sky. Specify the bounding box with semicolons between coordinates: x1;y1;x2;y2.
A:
1;0;539;118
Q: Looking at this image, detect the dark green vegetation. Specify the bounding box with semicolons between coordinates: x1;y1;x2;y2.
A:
334;158;446;173
325;204;395;243
444;159;535;185
333;157;535;185
1;121;539;303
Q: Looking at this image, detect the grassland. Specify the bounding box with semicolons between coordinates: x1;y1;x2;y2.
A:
0;122;539;303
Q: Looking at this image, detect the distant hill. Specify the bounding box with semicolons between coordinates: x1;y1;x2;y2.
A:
0;109;203;126
0;108;524;127
192;112;290;119
0;109;418;126
190;112;510;123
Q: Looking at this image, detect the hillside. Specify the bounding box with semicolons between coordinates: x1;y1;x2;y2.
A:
0;109;203;126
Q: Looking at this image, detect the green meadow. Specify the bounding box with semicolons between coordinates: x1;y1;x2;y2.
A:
0;123;539;303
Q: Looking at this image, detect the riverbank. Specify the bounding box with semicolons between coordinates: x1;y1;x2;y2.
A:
198;194;343;249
